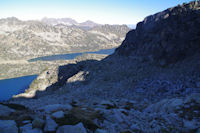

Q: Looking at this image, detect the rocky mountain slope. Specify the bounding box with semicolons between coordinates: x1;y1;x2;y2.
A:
1;1;200;133
0;17;129;60
115;1;200;66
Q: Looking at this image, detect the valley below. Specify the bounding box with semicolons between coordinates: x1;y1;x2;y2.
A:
0;16;128;80
0;48;113;80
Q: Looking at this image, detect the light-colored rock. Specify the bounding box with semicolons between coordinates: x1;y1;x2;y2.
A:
0;120;18;133
95;129;108;133
52;111;65;119
65;104;73;110
44;116;58;132
0;104;15;117
56;123;87;133
22;120;31;124
32;117;45;129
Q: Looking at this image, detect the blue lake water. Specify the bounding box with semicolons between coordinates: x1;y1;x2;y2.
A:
28;48;115;62
0;48;115;101
0;75;37;101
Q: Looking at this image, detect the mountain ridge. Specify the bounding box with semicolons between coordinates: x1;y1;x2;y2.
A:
0;17;130;60
115;1;200;66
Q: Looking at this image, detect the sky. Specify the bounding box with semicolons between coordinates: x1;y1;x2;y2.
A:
0;0;192;25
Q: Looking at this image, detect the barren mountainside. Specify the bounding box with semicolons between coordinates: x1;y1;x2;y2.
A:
116;1;200;66
0;17;129;60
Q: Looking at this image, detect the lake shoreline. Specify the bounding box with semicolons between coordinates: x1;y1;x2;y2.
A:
0;48;115;80
0;75;38;101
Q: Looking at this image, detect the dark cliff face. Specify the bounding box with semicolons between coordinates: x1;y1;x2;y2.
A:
115;1;200;65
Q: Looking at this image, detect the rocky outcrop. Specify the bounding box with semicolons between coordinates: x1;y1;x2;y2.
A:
44;116;58;132
56;123;87;133
115;1;200;65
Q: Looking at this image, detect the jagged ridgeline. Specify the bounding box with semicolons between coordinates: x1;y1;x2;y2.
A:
115;1;200;66
0;17;130;60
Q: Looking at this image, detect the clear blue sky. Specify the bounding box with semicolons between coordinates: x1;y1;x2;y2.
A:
0;0;192;24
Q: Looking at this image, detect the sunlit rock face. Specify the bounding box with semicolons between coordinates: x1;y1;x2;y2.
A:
0;17;130;60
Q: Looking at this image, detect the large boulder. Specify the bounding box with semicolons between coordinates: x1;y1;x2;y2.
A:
0;120;18;133
51;111;65;119
44;116;58;132
32;117;45;129
56;123;87;133
115;1;200;65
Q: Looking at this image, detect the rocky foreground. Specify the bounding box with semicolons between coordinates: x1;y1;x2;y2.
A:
0;1;200;133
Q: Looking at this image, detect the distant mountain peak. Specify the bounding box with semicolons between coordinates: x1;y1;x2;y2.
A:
2;17;20;22
41;17;78;26
41;17;100;28
79;20;100;28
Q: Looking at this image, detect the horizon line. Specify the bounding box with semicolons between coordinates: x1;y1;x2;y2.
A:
0;16;137;25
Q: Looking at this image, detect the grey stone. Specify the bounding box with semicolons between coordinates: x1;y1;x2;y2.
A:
52;111;64;119
56;123;87;133
40;104;72;113
20;123;43;133
20;123;44;133
184;120;199;130
44;116;58;132
32;117;45;129
0;120;18;133
64;104;73;110
130;123;140;131
113;109;124;123
0;104;15;117
95;129;108;133
20;123;32;133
